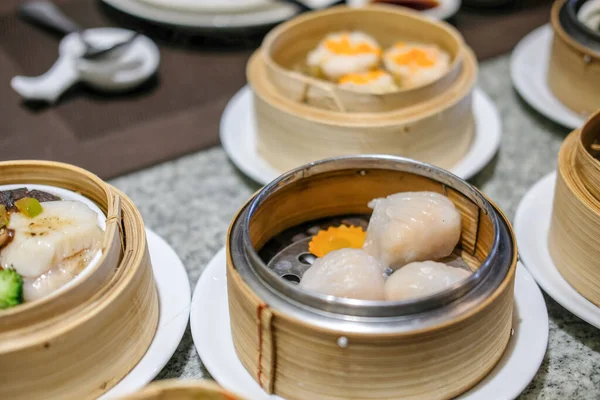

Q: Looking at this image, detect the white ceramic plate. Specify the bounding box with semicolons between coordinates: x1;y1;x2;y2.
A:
102;0;300;29
220;85;501;185
348;0;462;20
510;24;587;130
101;228;191;399
514;172;600;329
101;0;459;30
0;184;106;298
191;248;548;400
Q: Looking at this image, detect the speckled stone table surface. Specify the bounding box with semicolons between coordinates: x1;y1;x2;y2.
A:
109;54;600;399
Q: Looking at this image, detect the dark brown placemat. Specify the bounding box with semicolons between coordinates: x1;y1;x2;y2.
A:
454;0;553;60
0;0;552;179
0;0;257;179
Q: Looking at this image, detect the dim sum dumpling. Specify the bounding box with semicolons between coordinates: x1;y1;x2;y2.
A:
363;191;461;270
338;69;398;94
384;260;471;301
299;248;385;300
383;42;450;89
307;31;382;81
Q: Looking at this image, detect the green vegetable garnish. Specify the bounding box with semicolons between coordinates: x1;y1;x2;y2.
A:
14;197;43;218
0;269;23;309
0;205;8;229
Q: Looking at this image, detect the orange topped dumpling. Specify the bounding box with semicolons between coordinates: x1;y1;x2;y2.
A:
383;42;450;88
338;69;398;93
307;32;382;81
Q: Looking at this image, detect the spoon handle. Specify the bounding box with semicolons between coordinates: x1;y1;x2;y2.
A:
19;1;82;36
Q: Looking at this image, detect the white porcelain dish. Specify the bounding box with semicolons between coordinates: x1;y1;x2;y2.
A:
101;228;191;398
0;183;106;298
191;247;548;400
220;85;501;185
101;0;459;30
515;171;600;329
510;24;587;129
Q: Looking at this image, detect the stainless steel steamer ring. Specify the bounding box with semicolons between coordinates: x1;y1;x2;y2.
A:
228;155;514;334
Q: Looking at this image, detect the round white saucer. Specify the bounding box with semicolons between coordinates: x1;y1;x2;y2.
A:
102;0;300;29
220;86;501;185
101;228;191;399
510;24;586;130
514;172;600;329
348;0;462;20
191;247;548;400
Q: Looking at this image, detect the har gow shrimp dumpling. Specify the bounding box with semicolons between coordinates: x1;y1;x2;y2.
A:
363;191;461;269
299;248;385;300
306;31;382;81
384;260;471;301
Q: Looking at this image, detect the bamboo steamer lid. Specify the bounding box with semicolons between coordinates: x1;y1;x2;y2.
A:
548;0;600;116
227;156;517;400
260;5;466;113
118;379;245;399
248;45;476;173
0;161;159;399
549;110;600;306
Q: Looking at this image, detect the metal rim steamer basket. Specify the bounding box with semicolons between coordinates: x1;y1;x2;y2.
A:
227;155;517;399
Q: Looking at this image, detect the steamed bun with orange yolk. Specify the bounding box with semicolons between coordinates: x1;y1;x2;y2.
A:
338;69;398;94
307;32;382;81
383;42;450;88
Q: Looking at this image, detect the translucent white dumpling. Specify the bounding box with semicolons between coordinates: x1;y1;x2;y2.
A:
363;191;461;270
384;260;471;301
299;248;385;300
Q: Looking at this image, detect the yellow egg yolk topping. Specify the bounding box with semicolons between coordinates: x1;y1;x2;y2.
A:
308;225;367;257
324;35;381;56
338;70;387;85
393;48;435;67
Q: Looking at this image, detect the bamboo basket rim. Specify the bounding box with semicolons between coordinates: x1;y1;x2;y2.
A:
552;0;600;58
248;46;477;127
0;186;152;353
226;176;517;337
260;4;466;97
578;109;600;162
119;379;243;399
0;160;121;319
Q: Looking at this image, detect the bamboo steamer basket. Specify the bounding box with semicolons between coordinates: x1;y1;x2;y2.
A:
548;0;600;117
0;161;159;399
248;45;476;173
118;379;244;399
227;155;517;400
549;110;600;306
261;5;465;113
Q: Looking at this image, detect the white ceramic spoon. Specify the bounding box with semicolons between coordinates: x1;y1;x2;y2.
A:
12;2;160;103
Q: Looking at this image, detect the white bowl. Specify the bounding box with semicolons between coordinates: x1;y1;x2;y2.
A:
0;183;106;300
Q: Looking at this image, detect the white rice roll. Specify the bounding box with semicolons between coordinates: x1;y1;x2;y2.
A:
384;260;471;301
307;31;382;81
299;248;385;300
363;191;461;270
338;69;398;93
383;42;450;88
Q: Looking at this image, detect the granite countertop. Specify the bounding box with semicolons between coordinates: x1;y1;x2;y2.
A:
109;54;600;399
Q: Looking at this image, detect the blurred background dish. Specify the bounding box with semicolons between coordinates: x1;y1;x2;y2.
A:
511;24;586;129
101;0;461;32
102;0;301;29
548;0;600;116
116;379;244;399
515;172;600;328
